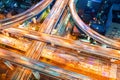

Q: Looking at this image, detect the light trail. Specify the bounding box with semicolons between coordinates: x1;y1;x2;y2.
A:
0;0;53;29
40;45;116;80
11;0;69;80
0;34;30;51
0;48;92;80
3;28;120;61
69;0;120;50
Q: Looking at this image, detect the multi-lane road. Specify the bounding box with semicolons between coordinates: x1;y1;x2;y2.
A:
0;0;119;80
